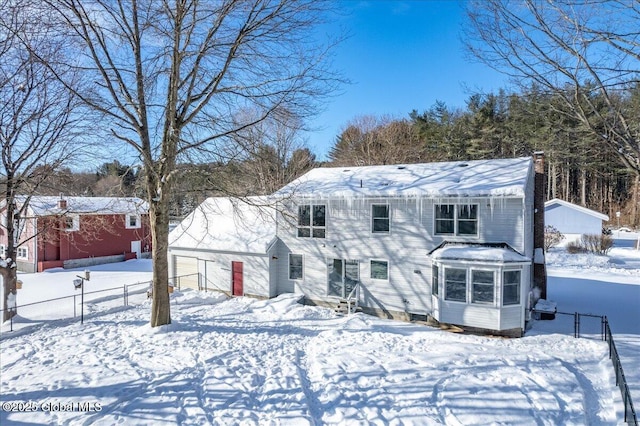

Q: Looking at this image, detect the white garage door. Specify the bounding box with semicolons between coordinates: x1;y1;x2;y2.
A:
174;256;199;290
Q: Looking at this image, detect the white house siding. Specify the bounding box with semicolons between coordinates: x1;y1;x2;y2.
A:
421;197;526;253
168;247;272;298
523;166;535;260
276;196;527;318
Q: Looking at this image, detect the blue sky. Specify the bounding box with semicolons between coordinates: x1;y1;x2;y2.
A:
307;0;509;160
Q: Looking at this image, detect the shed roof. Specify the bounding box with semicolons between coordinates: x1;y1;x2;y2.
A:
276;157;532;199
17;196;148;216
168;196;276;254
544;199;609;221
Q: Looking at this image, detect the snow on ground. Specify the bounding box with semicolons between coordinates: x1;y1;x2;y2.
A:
0;236;638;425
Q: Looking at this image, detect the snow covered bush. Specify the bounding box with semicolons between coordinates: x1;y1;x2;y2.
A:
579;234;614;255
544;225;565;251
566;234;613;255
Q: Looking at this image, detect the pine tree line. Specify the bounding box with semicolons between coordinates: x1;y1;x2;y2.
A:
328;87;639;227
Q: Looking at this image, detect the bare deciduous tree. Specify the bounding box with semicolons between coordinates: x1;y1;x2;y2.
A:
0;0;83;321
464;0;640;176
43;0;340;326
329;115;422;166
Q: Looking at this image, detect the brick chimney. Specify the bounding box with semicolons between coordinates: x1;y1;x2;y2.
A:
58;197;67;210
533;152;547;299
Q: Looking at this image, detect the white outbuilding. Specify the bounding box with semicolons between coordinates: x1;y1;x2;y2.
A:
167;196;278;298
544;198;609;243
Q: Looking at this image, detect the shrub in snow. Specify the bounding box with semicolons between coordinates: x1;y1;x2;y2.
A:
580;233;614;255
544;225;565;251
566;241;586;254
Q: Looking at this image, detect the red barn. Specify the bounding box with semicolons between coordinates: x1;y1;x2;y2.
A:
0;196;151;272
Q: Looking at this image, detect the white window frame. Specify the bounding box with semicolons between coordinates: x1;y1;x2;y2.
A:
289;254;304;280
370;259;389;280
471;269;495;305
64;215;80;232
16;246;28;259
432;264;439;296
502;269;522;306
126;214;141;229
297;204;326;239
0;244;5;258
434;204;479;236
371;204;390;234
444;267;467;303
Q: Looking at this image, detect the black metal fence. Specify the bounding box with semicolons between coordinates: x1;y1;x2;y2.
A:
534;310;637;425
0;274;203;334
604;316;638;425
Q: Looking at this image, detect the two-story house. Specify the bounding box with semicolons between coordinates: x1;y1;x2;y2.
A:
168;154;546;336
1;196;151;272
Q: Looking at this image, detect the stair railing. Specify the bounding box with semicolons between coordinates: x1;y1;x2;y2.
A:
346;282;360;315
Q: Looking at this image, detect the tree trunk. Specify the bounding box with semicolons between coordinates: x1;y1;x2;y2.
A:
632;175;640;227
580;169;587;206
1;267;17;322
149;198;171;327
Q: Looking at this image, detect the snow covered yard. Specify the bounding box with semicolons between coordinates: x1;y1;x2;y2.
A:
0;292;621;425
0;234;638;425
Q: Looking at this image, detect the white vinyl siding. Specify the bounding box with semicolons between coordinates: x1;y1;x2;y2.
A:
276;195;529;325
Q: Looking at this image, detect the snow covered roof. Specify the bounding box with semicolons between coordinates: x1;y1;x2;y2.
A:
431;244;530;263
276;157;533;199
544;198;609;221
17;196;148;216
168;196;277;254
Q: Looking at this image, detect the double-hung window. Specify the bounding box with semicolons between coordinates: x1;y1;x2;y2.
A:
435;204;478;236
126;214;141;229
289;254;304;280
472;270;494;304
297;205;325;238
16;247;28;259
444;268;467;302
503;270;521;305
371;204;390;233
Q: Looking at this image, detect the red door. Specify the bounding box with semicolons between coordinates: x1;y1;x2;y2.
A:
232;261;243;296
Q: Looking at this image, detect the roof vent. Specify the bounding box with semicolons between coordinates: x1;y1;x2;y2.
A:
343;169;350;172
397;166;406;170
458;163;469;167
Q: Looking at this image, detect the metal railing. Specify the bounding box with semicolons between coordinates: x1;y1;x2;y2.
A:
533;310;637;425
345;282;360;315
0;274;200;334
604;316;637;425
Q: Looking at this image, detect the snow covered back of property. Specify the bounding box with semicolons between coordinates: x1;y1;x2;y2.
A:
277;157;532;198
